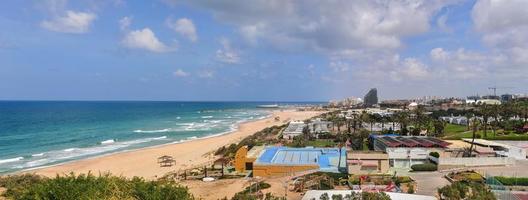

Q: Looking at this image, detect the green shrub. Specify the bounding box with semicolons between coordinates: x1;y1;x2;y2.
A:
495;176;528;186
438;182;496;200
407;183;415;194
429;152;440;158
411;163;438;171
0;173;194;200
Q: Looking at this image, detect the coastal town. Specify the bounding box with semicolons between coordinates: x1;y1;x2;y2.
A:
3;88;528;200
2;0;528;199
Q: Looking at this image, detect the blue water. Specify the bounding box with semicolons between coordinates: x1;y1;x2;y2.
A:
0;101;323;173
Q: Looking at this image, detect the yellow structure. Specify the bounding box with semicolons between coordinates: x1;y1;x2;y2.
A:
253;164;318;177
234;146;320;177
234;146;264;173
347;151;389;174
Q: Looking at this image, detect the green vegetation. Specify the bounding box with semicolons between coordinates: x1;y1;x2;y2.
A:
226;181;285;200
444;124;467;134
438;182;496;200
215;125;285;158
406;183;415;194
318;191;391;200
447;171;485;183
288;138;336;148
240;181;271;194
429;151;440;158
410;163;438;171
395;176;413;185
446;131;528;140
0;173;195;200
494;176;528;186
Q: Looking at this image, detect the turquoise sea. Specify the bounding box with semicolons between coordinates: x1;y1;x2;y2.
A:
0;101;323;173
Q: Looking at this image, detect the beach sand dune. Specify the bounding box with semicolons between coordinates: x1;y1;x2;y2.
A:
29;110;323;180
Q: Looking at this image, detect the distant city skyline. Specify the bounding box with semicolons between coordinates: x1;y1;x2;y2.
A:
1;0;527;101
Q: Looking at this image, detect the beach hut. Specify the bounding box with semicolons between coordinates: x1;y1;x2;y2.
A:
158;155;176;167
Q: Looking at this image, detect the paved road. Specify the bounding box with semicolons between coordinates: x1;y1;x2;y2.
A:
402;171;450;196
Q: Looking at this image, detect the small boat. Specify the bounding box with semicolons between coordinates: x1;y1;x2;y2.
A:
257;104;279;108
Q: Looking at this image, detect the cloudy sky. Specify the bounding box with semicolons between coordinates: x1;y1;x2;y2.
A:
0;0;527;101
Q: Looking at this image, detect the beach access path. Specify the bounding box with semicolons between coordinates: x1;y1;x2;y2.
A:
29;110;323;180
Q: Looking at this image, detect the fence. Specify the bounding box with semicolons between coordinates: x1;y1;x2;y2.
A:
434;157;515;167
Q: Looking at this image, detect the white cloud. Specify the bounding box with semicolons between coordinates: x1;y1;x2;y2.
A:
398;58;430;80
174;0;459;55
173;69;190;77
328;61;349;72
198;70;214;78
119;16;132;31
122;28;171;53
428;47;511;79
216;38;240;64
41;11;97;33
167;18;198;42
472;0;528;64
436;14;453;33
430;48;449;61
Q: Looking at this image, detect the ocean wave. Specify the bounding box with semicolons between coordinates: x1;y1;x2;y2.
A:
9;136;169;170
133;128;172;133
63;148;77;152
0;157;23;164
201;116;213;119
100;139;115;145
32;153;44;157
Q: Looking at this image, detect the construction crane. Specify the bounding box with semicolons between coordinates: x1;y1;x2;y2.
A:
488;86;514;96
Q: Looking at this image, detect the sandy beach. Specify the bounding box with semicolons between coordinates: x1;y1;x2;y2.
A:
29;109;323;180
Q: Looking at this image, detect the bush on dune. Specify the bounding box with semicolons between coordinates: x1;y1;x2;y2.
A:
0;172;195;200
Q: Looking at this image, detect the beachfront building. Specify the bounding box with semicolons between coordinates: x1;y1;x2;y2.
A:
234;146;346;177
282;121;307;139
362;122;401;132
371;135;450;168
347;151;389;174
307;118;332;137
302;190;436;200
440;116;469;125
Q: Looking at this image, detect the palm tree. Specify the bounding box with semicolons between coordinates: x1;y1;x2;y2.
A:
360;111;373;133
394;111;410;135
466;118;480;157
479;104;492;138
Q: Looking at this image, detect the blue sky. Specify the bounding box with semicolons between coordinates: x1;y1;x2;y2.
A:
0;0;527;101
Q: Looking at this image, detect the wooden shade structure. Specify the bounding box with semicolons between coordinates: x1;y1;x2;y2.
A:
158;155;176;167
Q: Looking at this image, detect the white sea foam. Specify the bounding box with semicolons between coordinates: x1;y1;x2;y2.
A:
63;148;77;152
0;157;23;164
12;136;170;170
153;136;167;140
201;116;213;119
100;139;115;145
133;128;171;133
32;153;44;157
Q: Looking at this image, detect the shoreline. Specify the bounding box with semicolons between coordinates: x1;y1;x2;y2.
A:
12;112;273;174
23;109;323;179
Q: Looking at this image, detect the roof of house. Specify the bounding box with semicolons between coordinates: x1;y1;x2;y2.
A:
255;146;346;173
375;136;451;148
